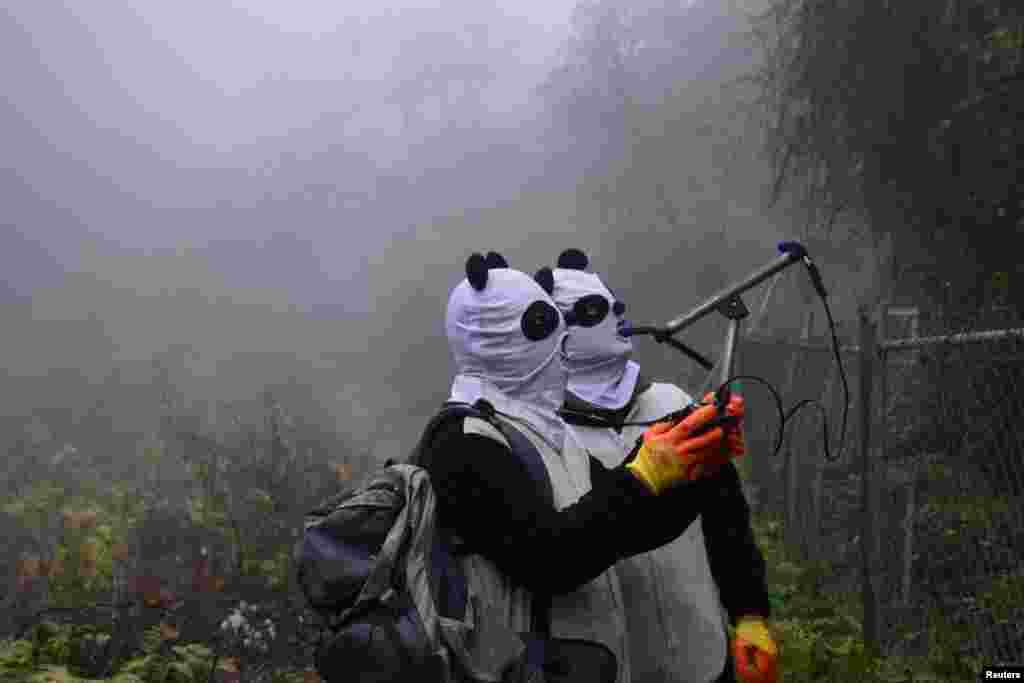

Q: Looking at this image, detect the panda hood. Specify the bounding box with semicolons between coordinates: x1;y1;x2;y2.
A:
546;248;640;411
446;252;569;450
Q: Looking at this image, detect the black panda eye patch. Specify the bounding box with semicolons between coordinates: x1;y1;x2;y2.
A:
564;294;610;328
604;284;626;317
522;300;560;341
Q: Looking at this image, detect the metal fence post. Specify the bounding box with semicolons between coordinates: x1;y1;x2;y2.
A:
901;455;923;607
858;305;880;654
874;300;890;639
784;308;815;547
810;360;839;557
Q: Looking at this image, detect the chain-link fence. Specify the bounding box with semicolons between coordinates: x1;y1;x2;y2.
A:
739;302;1024;666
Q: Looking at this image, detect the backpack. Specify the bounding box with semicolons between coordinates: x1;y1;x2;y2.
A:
294;400;560;683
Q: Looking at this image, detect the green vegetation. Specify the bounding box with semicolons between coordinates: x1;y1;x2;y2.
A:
1;452;323;681
4;504;994;682
977;571;1024;625
0;620;315;683
748;515;984;682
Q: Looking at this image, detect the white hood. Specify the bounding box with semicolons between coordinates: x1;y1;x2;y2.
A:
446;264;569;450
551;267;639;411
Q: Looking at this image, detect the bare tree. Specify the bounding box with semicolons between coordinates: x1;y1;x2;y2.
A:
750;0;1024;312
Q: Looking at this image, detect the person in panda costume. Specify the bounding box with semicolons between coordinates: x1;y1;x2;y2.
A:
421;251;749;683
541;248;778;683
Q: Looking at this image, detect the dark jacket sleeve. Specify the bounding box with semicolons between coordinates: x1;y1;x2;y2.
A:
424;418;708;596
619;439;772;622
700;462;771;623
610;438;724;557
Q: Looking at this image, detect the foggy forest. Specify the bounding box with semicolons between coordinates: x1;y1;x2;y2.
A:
2;0;1022;681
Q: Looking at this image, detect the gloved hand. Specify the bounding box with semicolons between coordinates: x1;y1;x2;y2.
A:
733;616;779;683
626;395;746;495
671;392;746;475
692;428;746;480
693;392;746;478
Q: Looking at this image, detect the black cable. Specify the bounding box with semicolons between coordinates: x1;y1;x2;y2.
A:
789;256;850;462
562;254;851;468
826;296;850;461
680;375;788;459
615;259;851;464
713;375;788;459
619;371;835;464
562;374;787;458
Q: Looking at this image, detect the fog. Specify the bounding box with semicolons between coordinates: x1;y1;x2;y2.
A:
1;0;875;464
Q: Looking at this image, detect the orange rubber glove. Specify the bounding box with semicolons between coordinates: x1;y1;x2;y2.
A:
626;395;746;495
692;428;746;480
693;392;746;478
671;392;747;479
734;616;779;683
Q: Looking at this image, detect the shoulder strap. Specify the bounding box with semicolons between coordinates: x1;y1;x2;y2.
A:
471;400;555;509
413;399;554;636
406;401;478;470
466;400;553;637
410;399;555;508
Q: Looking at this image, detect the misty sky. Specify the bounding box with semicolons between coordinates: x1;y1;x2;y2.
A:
2;0;862;456
3;0;575;289
5;1;569;167
1;0;594;445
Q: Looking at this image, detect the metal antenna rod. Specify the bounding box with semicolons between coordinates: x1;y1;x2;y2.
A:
663;243;807;337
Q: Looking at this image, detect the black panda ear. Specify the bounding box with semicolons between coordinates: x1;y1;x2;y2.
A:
557;248;588;270
484;251;509;269
534;267;555;295
466;253;489;291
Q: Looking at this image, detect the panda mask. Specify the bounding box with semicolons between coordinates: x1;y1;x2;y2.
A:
544;248;640;411
446;252;569;450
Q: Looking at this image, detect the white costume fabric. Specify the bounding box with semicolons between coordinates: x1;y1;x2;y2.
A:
446;266;569;451
552;266;728;683
445;263;632;683
550;268;640;411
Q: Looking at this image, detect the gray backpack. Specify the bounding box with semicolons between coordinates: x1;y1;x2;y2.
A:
295;400;617;683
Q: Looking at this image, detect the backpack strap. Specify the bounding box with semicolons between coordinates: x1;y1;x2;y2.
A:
464;400;554;638
469;399;555;509
406;401;479;470
410;399;555;509
412;399;555;636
